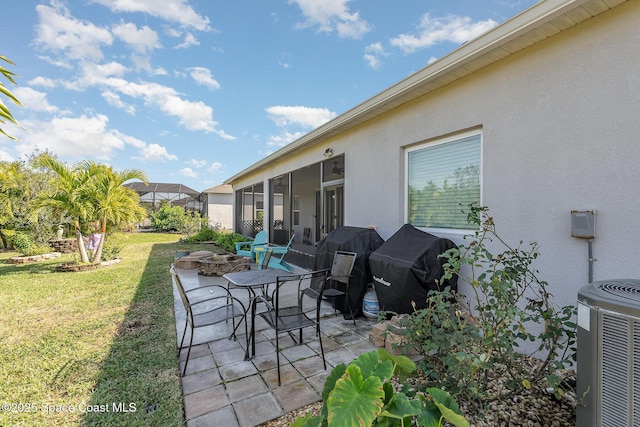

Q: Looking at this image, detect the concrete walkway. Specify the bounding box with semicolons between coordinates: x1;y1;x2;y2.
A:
172;267;378;427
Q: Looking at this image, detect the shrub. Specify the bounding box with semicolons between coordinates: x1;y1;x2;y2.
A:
100;233;125;261
392;205;576;408
217;232;251;253
150;205;201;235
10;232;51;256
292;349;469;427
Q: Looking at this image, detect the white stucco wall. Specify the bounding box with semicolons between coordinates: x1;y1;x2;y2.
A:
341;2;640;313
229;3;640;322
206;193;233;230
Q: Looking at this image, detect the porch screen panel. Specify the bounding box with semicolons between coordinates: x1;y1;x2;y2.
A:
408;134;481;230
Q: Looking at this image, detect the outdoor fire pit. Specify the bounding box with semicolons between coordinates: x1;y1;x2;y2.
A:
198;253;251;276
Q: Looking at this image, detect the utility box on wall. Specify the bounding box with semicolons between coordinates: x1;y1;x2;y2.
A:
571;210;596;239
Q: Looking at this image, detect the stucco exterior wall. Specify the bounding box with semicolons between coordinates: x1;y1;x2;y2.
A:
206;192;233;230
341;2;640;312
229;2;639;317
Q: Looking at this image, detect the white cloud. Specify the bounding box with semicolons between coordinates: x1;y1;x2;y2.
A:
207;161;224;172
180;167;197;178
28;76;56;88
101;90;136;115
15;113;177;164
189;67;220;90
187;159;207;168
112;21;161;54
390;14;497;54
12;87;59;113
267;131;306;148
175;33;200;49
74;71;234;138
90;0;212;31
35;3;113;63
266;106;336;129
0;150;14;161
136;143;178;162
364;42;388;69
288;0;371;39
17;114;126;160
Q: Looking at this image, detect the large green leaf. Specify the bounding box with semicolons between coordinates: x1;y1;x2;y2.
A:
290;411;323;427
327;364;385;427
427;388;470;427
377;348;416;381
323;363;347;402
352;350;394;383
379;392;422;425
416;405;443;427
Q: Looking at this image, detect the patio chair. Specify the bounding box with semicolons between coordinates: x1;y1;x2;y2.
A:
323;251;358;325
170;265;248;377
266;234;294;271
253;269;329;385
235;230;268;259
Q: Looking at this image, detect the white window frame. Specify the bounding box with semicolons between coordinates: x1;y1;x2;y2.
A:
404;130;483;239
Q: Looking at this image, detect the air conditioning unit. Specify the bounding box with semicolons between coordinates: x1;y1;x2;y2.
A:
577;280;640;427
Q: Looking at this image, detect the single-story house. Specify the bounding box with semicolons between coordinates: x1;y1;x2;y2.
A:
201;184;233;230
224;0;639;318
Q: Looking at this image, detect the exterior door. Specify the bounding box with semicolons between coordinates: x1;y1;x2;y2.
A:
323;185;343;237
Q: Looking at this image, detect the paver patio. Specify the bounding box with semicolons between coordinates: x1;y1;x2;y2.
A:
172;266;377;427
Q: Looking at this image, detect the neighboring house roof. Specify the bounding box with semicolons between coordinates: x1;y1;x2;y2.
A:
225;0;627;185
203;184;233;194
123;182;201;197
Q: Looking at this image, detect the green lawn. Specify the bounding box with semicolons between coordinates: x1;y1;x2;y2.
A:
0;233;222;426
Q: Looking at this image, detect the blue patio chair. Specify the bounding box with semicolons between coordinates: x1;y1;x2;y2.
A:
235;230;268;259
267;234;295;271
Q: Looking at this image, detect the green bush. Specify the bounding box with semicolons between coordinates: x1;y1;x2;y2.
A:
101;233;125;261
392;205;576;408
10;232;51;256
217;232;251;253
184;226;219;243
150;205;201;234
182;225;251;253
292;349;469;427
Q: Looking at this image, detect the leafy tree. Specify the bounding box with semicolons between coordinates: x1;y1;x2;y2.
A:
0;152;59;248
0;55;22;140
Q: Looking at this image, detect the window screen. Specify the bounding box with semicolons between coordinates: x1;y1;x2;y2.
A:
407;133;481;230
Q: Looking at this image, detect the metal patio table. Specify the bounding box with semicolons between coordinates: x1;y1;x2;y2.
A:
223;268;284;359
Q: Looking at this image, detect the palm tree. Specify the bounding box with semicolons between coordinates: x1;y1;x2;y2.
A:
80;161;147;263
35;156;148;264
0;55;23;140
34;155;95;263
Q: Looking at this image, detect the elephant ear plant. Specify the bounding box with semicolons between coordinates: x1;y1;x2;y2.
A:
291;348;469;427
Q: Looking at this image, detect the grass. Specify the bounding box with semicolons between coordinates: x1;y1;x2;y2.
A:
0;233;223;426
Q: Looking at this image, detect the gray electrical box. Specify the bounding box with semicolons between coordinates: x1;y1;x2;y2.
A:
571;210;596;239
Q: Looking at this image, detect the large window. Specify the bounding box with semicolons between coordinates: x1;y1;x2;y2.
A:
407;132;481;230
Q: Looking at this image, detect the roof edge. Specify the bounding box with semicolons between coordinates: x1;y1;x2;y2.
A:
225;0;621;185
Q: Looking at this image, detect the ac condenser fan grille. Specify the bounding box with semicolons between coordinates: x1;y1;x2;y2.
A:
598;281;640;301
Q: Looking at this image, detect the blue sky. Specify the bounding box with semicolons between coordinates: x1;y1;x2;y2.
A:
2;0;537;192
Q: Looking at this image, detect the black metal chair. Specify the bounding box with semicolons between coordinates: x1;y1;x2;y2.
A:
323;251;358;325
253;269;330;385
170;265;248;377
